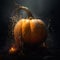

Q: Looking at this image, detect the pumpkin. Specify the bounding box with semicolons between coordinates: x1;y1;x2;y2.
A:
13;6;47;47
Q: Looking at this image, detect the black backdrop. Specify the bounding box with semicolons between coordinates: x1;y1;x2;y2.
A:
0;0;60;56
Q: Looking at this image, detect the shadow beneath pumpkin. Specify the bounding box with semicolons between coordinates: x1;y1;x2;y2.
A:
1;47;60;60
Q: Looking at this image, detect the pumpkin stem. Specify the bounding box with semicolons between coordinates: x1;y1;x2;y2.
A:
29;17;33;20
15;6;34;18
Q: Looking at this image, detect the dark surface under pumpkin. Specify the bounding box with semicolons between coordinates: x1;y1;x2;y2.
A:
0;48;60;60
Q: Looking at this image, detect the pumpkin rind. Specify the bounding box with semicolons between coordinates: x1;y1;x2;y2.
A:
14;19;47;45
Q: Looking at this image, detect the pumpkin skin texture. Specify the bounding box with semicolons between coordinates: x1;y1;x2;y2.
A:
14;18;47;46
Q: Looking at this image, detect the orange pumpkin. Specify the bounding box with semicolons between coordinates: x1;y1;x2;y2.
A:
13;6;47;47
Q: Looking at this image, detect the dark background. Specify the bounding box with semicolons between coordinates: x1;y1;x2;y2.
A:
0;0;60;58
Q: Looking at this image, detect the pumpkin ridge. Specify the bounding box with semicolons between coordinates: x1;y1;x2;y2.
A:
22;19;31;43
30;20;32;41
